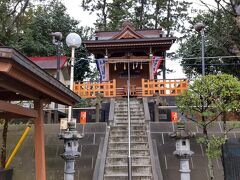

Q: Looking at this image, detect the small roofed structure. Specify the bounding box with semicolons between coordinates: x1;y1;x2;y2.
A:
0;47;80;180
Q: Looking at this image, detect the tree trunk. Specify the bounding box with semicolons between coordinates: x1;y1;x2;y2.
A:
166;0;171;37
1;119;9;169
96;103;100;123
208;157;214;180
139;0;144;29
102;0;107;30
222;112;227;141
154;1;160;29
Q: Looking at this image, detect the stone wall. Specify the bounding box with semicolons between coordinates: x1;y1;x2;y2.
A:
0;123;107;180
150;122;240;180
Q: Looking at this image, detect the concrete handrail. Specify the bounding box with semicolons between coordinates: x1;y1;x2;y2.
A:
92;126;110;180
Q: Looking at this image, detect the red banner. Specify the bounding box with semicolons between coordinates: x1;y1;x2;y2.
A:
80;111;87;124
152;56;164;76
171;112;178;122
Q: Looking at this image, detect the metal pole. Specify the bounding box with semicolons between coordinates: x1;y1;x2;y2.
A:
127;61;132;180
200;29;205;76
54;41;61;123
68;47;75;121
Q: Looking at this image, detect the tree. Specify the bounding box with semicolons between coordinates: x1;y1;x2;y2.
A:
151;0;192;37
179;1;240;78
82;0;109;31
107;0;133;30
176;74;240;179
0;119;9;169
0;0;32;45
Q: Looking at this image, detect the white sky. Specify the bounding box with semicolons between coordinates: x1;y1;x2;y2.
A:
63;0;217;79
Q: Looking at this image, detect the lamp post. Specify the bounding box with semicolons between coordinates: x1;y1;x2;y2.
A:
59;32;82;180
51;32;62;123
195;22;205;76
66;33;82;121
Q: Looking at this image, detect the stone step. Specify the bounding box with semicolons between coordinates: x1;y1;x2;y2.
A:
114;106;142;110
108;142;149;150
115;123;146;126
109;136;148;143
115;101;141;104
115;105;142;109
104;165;152;175
114;116;145;120
107;149;150;157
104;174;152;180
114;121;146;125
110;130;147;136
114;112;145;116
110;125;147;131
106;156;151;166
114;107;143;111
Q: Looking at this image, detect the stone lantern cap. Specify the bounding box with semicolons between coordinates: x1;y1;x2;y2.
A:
170;122;195;139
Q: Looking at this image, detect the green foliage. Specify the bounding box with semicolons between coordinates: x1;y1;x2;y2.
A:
0;0;94;81
177;74;240;178
176;74;240;124
82;0;192;34
75;98;91;108
197;136;225;158
179;6;240;78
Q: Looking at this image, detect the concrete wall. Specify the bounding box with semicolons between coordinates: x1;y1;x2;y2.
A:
150;122;240;180
0;123;107;180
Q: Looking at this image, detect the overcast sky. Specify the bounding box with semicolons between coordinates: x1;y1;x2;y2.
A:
62;0;217;79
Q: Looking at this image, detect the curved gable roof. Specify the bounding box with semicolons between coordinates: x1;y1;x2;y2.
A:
112;25;144;39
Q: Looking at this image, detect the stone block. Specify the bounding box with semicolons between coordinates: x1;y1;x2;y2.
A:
77;123;107;133
45;135;62;145
94;133;105;144
45;145;58;157
150;122;174;133
191;156;208;169
79;134;94;144
13;170;34;180
75;157;93;169
77;169;93;180
81;144;99;157
46;157;64;170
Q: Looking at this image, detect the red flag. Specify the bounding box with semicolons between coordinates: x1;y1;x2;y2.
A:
152;56;164;76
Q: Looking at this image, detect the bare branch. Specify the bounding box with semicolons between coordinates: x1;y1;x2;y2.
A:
199;0;216;14
205;112;223;126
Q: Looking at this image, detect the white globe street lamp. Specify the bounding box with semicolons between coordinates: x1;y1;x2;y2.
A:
66;32;82;121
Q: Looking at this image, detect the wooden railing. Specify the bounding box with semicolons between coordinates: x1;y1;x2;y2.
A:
74;79;116;98
142;79;188;96
74;79;188;98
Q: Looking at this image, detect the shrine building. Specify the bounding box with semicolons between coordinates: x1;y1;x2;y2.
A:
74;21;188;98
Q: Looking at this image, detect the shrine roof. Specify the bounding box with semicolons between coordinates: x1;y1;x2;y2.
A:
29;56;67;70
84;21;176;48
95;29;163;40
84;37;176;48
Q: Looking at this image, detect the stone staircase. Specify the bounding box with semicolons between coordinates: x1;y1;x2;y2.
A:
104;98;153;180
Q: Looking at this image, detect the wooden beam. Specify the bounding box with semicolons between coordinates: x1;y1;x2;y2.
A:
34;100;46;180
0;78;40;100
0;101;38;118
0;61;12;72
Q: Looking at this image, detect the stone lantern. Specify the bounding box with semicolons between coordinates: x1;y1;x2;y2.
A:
59;119;83;180
170;122;194;180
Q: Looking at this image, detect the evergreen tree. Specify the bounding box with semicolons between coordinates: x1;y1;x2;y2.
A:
82;0;109;31
179;2;240;78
